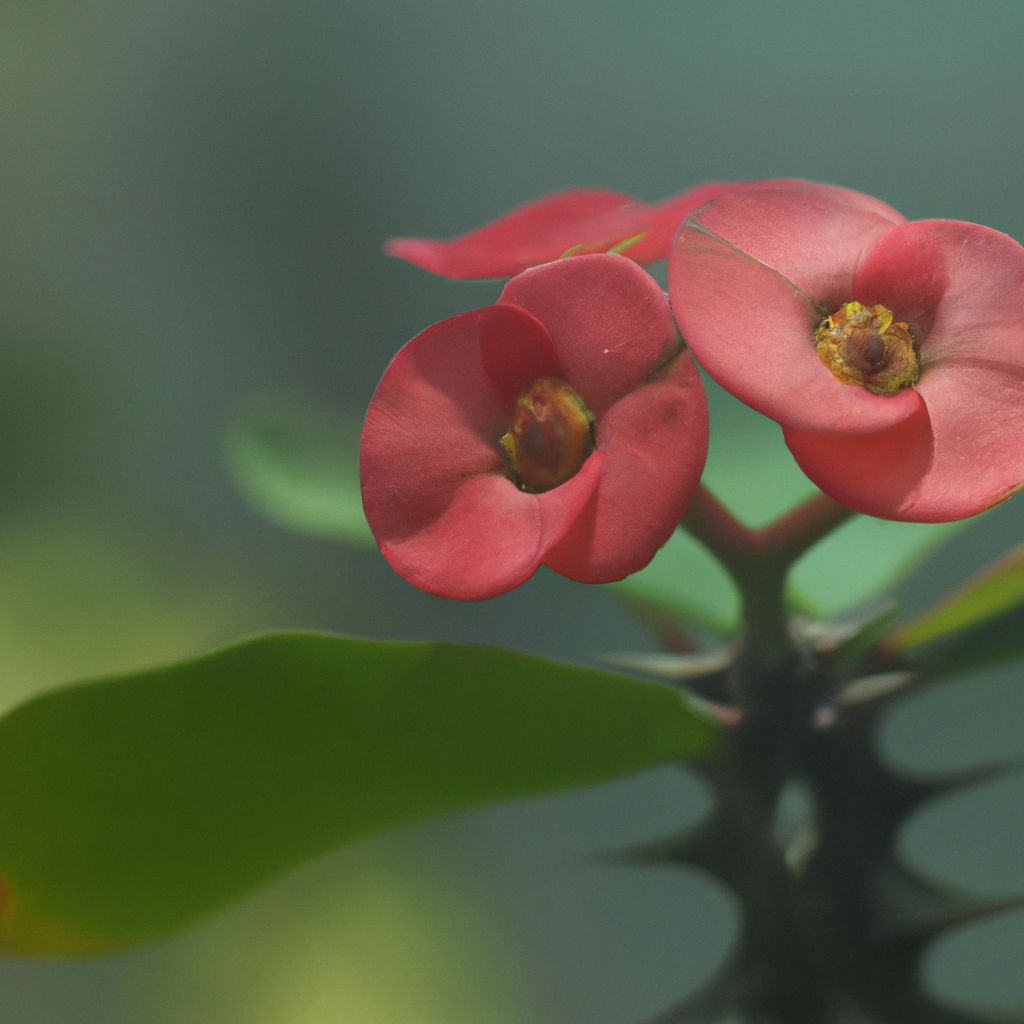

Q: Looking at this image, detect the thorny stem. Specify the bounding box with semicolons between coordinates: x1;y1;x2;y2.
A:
665;490;999;1022
681;485;854;673
674;486;864;1022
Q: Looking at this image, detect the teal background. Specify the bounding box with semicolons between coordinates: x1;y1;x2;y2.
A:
2;1;1022;1020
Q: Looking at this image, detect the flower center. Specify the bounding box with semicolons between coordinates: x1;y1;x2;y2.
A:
499;377;595;493
814;301;919;396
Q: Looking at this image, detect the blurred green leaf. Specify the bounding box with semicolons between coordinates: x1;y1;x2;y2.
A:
886;547;1024;651
0;520;259;716
914;606;1024;678
700;380;817;529
227;399;373;547
792;516;965;619
0;632;718;955
613;529;739;635
881;548;1024;674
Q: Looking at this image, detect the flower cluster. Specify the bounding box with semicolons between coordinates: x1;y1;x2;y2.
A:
362;180;1024;598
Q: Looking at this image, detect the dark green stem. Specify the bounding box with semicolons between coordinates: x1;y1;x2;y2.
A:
673;486;860;1021
681;485;854;672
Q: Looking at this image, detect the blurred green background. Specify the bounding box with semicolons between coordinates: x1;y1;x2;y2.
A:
2;1;1022;1020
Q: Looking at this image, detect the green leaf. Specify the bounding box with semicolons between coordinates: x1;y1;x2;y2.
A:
0;632;719;955
882;547;1024;671
700;379;818;529
792;516;966;620
612;528;740;635
226;398;373;547
919;605;1024;678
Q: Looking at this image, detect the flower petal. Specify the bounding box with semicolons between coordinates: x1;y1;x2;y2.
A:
378;455;604;600
543;351;709;583
669;189;922;434
853;219;1024;366
756;178;907;224
499;253;680;417
385;188;639;279
604;181;732;264
385;183;743;279
675;186;903;306
910;360;1024;519
785;362;1024;521
479;303;564;404
783;406;935;520
361;306;558;543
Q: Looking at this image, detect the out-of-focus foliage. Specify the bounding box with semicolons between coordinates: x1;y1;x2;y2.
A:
227;398;373;549
884;548;1024;669
0;633;718;954
0;522;253;715
144;847;539;1024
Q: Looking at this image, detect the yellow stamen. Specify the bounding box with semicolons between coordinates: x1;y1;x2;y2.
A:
814;301;919;396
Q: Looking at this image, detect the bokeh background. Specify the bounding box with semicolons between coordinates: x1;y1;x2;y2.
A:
2;1;1022;1021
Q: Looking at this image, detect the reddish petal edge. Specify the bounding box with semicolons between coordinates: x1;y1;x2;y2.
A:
385;188;636;279
380;454;604;600
753;178;907;225
677;186;903;312
785;359;1024;523
544;350;709;583
783;406;936;521
500;253;680;418
909;359;1024;519
669;200;923;435
386;181;743;279
605;181;733;264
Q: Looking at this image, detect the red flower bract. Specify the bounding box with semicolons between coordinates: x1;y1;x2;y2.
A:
384;182;732;279
361;254;709;599
669;185;1024;522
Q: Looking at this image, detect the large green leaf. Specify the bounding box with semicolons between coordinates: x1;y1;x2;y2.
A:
0;632;718;955
226;399;373;547
882;547;1024;674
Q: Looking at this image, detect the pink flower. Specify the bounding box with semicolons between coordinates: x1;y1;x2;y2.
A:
669;184;1024;522
385;183;732;279
361;254;709;599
